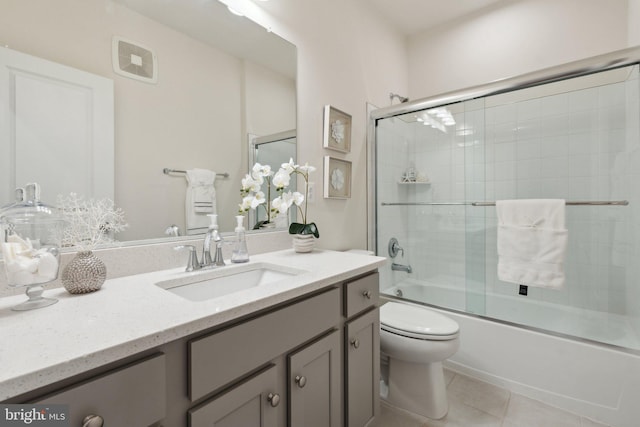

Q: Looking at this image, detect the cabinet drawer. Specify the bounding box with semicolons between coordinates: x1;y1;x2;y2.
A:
189;287;341;402
344;272;379;318
34;353;166;426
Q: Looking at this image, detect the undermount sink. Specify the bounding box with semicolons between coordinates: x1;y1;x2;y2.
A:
155;262;307;302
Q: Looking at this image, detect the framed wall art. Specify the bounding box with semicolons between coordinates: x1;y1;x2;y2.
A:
323;105;352;153
323;156;352;199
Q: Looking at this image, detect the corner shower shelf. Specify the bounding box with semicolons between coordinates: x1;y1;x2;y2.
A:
397;180;431;185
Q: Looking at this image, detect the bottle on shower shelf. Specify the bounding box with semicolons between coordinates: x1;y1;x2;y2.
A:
402;162;417;182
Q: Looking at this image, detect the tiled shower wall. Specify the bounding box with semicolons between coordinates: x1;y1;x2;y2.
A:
376;65;639;336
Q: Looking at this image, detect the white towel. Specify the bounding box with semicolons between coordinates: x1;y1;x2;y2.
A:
496;199;568;289
185;169;217;234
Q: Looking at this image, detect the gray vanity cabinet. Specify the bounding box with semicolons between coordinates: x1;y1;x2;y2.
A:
12;270;381;427
288;330;342;427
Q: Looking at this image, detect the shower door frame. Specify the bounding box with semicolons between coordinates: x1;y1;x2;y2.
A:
366;45;640;251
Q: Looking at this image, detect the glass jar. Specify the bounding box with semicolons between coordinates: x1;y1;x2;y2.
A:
1;183;64;310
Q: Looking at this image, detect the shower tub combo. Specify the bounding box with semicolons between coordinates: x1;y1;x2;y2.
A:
369;47;640;427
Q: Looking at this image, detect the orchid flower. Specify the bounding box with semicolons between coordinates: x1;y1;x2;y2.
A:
273;168;291;190
280;158;296;174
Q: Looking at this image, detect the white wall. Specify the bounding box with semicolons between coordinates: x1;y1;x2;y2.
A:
407;0;630;99
629;0;640;46
244;61;296;138
243;0;409;251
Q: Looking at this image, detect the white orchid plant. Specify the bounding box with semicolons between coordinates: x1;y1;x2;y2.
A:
239;159;319;238
239;163;276;229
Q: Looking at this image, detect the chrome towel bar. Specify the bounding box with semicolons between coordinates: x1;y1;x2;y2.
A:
381;200;629;206
163;168;229;178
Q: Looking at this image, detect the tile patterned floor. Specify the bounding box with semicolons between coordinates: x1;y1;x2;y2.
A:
374;370;610;427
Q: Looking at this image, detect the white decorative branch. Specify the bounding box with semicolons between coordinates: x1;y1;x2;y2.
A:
57;193;128;251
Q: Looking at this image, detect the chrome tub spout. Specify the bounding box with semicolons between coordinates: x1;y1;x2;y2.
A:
391;262;412;273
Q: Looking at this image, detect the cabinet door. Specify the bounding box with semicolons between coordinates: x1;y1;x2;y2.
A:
288;330;341;427
189;365;281;427
345;308;380;427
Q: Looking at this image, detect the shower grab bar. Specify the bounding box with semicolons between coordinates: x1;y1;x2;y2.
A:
163;168;229;178
381;200;629;206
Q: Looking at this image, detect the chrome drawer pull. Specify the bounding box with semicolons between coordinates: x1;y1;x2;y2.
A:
267;392;281;407
351;338;360;349
295;375;307;388
82;415;104;427
362;290;372;299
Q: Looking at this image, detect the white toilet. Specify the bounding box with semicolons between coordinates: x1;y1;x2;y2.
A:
380;301;460;419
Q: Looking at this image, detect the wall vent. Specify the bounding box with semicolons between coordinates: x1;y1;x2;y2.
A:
112;36;157;84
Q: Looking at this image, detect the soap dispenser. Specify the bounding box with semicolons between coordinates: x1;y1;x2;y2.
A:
231;215;249;263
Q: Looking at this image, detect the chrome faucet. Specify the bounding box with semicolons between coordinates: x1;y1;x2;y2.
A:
203;228;225;267
174;245;201;272
391;262;412;273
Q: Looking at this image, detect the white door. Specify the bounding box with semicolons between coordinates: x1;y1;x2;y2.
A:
0;46;114;205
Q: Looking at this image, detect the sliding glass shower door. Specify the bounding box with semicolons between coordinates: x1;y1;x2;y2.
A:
374;63;640;351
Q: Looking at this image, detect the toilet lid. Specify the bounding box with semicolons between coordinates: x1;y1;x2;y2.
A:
380;302;459;339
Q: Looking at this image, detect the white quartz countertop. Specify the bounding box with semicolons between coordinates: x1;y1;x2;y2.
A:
0;249;386;400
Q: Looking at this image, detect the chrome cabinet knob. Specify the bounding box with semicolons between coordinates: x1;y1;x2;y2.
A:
295;375;307;388
82;415;104;427
267;392;280;407
362;290;372;299
351;338;360;349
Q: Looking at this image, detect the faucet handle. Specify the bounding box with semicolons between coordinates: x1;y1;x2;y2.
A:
174;245;201;272
213;243;226;267
388;237;404;258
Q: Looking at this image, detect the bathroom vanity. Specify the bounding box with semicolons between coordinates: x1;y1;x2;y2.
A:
0;249;384;427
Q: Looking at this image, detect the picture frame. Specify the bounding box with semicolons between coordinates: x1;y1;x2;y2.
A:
323;156;352;199
323;105;352;153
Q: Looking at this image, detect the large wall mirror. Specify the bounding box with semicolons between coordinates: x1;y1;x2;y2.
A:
0;0;296;243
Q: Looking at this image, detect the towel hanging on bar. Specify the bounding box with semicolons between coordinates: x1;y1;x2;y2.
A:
184;169;217;235
496;199;568;290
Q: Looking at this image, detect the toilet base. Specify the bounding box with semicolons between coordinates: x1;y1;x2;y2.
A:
386;358;448;419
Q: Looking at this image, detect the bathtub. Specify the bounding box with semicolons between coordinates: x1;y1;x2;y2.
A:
382;281;640;427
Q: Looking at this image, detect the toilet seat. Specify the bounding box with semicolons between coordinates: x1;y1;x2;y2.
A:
380;302;459;340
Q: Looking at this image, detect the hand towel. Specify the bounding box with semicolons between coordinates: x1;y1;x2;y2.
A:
496;199;568;289
185;169;217;234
